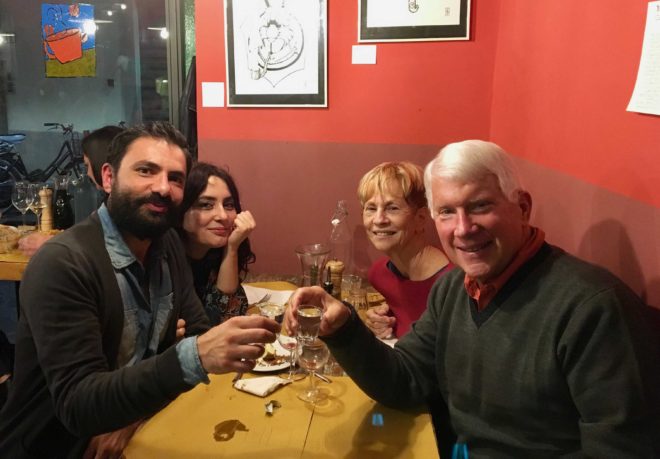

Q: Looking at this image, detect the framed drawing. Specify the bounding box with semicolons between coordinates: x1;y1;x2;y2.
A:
225;0;327;107
358;0;471;43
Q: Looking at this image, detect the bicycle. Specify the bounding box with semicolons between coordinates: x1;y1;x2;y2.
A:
0;123;85;184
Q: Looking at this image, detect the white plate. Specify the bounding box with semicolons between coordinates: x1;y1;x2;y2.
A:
253;340;291;372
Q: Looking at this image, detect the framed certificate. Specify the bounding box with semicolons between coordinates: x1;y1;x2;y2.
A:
359;0;471;42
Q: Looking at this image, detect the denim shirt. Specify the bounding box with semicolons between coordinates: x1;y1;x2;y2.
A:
98;205;207;384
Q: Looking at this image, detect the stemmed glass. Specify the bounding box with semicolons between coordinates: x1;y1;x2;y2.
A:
297;339;330;404
27;183;46;232
11;181;30;227
277;331;305;381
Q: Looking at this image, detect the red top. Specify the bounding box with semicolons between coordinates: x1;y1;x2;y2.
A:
368;257;454;338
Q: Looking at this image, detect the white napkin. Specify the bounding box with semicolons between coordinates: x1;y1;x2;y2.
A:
242;284;295;307
233;376;292;397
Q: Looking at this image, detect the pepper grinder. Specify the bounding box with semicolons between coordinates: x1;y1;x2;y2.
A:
325;259;344;300
322;266;334;295
39;187;53;232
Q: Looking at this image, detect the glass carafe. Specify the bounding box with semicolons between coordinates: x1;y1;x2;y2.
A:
53;175;74;230
295;243;331;287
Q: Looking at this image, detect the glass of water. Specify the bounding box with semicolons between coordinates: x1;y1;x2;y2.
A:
296;304;322;343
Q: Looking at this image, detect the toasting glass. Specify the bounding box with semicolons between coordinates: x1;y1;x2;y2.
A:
297;339;330;404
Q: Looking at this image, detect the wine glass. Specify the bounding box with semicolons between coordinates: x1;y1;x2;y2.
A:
297;339;330;404
11;181;30;227
27;183;46;232
277;331;305;381
296;304;322;343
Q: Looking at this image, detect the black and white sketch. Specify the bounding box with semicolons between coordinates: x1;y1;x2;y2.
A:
359;0;470;42
225;0;327;107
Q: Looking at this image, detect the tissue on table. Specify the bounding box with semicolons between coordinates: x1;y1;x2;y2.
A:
242;284;294;307
233;376;292;397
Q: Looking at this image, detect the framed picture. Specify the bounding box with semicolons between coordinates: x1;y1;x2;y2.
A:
225;0;327;107
358;0;471;42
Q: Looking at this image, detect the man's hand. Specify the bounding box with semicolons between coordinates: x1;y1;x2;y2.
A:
18;233;53;256
227;211;256;252
83;420;143;459
196;315;279;374
175;318;186;342
285;286;352;338
365;303;395;339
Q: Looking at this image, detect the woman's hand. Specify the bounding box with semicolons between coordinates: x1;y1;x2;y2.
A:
227;211;255;252
364;304;395;339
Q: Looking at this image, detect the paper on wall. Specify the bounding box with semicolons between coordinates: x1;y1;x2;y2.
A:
628;1;660;116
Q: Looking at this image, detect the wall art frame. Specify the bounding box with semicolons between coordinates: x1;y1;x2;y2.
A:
225;0;327;107
358;0;471;43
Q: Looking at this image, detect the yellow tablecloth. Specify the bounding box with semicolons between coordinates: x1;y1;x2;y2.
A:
126;281;437;457
124;374;438;458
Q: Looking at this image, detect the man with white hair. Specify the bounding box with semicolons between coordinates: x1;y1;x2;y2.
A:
285;140;660;458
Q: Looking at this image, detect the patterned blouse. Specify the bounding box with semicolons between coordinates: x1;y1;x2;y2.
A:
188;251;248;326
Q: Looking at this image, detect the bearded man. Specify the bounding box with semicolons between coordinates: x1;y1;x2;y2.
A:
0;122;279;458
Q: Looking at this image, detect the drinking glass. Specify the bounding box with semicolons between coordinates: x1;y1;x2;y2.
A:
297;304;322;343
27;183;46;232
11;181;30;227
258;301;285;327
297;339;330;404
295;243;331;287
277;332;305;381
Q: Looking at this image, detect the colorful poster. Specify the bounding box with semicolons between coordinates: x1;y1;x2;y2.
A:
41;3;95;78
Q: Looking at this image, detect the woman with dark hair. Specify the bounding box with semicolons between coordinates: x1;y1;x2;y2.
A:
180;162;256;325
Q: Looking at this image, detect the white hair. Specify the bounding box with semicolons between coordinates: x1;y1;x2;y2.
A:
424;140;524;216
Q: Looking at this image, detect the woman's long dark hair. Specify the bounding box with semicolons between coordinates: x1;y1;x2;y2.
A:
181;162;256;275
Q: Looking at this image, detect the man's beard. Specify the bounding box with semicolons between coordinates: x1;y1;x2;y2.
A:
107;186;179;240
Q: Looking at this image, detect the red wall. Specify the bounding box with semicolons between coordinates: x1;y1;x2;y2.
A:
490;1;660;209
196;1;660;306
196;0;498;145
490;1;660;307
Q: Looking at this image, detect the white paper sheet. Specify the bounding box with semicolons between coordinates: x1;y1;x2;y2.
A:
627;1;660;115
242;284;295;306
352;45;377;64
201;82;225;107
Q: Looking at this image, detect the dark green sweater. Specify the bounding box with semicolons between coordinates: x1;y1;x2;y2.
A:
0;214;210;458
326;243;660;458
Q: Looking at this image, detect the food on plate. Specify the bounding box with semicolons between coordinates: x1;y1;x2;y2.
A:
257;343;287;367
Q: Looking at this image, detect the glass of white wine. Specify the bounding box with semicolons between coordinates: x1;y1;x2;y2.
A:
297;338;330;404
27;183;46;232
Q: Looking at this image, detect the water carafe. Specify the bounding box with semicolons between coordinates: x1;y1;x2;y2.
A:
295;243;331;287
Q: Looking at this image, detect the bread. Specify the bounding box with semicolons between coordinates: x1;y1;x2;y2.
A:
0;225;20;253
